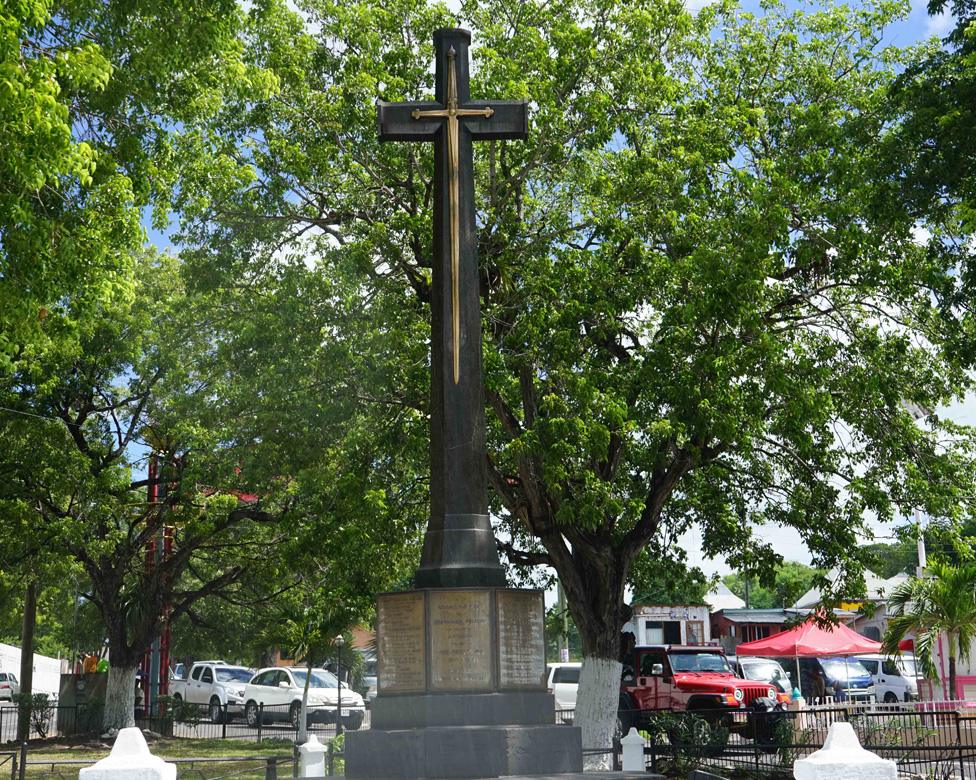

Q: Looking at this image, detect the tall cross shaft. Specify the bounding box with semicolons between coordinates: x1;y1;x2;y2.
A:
378;28;528;588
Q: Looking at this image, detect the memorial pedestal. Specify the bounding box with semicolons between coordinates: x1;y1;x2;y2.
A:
344;588;582;779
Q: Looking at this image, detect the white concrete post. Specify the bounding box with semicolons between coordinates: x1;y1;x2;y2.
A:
299;733;327;777
621;727;644;772
794;722;897;780
78;727;176;780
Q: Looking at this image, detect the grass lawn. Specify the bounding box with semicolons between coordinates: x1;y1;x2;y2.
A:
11;737;299;779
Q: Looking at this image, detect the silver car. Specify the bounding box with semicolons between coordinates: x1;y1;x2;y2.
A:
0;672;20;701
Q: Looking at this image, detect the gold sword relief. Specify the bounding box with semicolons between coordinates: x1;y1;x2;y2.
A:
412;47;493;384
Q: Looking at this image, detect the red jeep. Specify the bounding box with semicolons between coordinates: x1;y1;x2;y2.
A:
618;644;790;735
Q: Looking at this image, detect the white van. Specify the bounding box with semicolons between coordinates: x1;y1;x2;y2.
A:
855;654;919;703
546;663;581;714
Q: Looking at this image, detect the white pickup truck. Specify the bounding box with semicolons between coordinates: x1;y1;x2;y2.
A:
170;661;254;723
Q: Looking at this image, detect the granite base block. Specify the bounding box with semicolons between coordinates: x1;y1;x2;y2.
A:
344;724;582;779
371;692;556;729
298;775;654;780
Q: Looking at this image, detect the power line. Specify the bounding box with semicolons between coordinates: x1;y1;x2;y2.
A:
0;405;64;424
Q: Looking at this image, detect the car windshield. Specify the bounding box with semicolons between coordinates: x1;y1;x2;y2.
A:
669;653;731;673
742;660;785;682
819;658;870;681
292;669;340;689
216;668;252;683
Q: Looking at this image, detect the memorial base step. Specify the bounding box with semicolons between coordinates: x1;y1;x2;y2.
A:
343;723;583;778
370;691;557;729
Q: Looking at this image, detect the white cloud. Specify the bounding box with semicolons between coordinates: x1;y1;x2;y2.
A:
911;224;932;245
926;10;954;36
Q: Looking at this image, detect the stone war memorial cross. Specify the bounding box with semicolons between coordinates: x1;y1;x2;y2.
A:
376;28;525;590
344;29;583;779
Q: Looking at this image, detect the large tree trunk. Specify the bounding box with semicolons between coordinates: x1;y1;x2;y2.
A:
559;549;628;771
576;656;623;770
103;663;139;733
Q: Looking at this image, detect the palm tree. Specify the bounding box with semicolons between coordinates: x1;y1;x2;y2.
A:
882;559;976;699
260;579;360;743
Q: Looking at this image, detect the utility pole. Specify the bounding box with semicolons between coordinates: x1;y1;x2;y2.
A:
916;508;927;577
904;403;928;578
17;580;38;742
556;580;569;662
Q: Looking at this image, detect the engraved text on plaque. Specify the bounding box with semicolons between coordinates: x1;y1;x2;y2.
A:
377;592;427;692
429;590;492;690
497;590;546;688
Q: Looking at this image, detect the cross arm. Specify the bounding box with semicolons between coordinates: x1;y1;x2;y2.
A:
466;100;529;140
377;101;441;141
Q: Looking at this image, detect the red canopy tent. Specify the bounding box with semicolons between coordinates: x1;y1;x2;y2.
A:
736;620;882;699
736;620;882;658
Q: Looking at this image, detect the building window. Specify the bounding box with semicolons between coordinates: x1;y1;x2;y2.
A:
686;621;705;645
743;625;772;642
645;620;682;644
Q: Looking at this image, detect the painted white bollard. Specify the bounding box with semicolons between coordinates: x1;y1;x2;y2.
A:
299;733;327;778
794;722;896;780
78;727;175;780
621;727;644;772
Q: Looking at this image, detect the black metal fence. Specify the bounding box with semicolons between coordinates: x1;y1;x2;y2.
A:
0;700;369;744
620;705;976;779
0;751;15;780
158;700;369;743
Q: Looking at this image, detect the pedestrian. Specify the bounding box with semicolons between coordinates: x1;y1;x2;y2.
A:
810;666;826;704
134;677;145;719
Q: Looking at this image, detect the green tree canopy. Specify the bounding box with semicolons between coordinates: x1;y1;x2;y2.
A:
630;550;714;607
0;0;275;371
723;562;822;609
883;0;976;229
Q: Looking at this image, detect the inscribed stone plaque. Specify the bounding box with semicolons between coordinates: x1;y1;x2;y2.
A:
377;591;427;693
429;589;493;691
497;590;546;688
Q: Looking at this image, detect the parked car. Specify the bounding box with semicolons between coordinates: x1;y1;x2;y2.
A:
546;662;581;713
243;667;366;731
618;645;790;739
796;657;875;702
854;654;919;703
0;672;19;701
731;656;793;694
169;662;254;723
